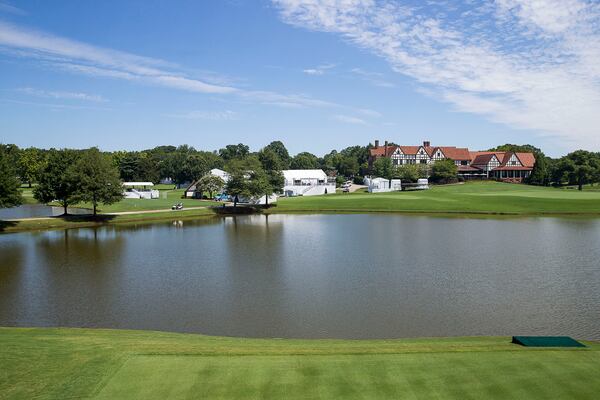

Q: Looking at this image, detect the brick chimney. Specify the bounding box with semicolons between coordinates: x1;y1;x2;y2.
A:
423;140;431;147
384;140;388;155
374;139;380;148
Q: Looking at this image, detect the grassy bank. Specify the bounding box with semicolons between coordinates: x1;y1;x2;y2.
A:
0;328;598;399
0;208;217;233
54;187;219;213
272;181;600;216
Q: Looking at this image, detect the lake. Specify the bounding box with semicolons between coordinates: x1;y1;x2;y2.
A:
0;214;599;340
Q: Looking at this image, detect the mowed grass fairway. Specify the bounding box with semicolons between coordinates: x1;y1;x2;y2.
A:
67;188;220;213
274;181;600;215
1;328;599;399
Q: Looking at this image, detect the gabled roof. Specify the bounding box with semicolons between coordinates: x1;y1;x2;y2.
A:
369;145;398;157
470;152;504;165
283;169;327;180
515;153;536;168
436;147;471;160
398;146;422;155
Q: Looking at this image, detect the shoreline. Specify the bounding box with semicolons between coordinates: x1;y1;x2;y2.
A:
3;206;600;234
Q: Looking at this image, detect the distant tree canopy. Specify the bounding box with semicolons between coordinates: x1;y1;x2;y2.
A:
219;143;250;161
290;152;320;169
9;141;599;196
0;144;22;208
550;150;600;190
488;144;542;154
321;145;368;178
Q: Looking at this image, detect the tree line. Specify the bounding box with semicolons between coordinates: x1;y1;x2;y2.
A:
2;141;600;211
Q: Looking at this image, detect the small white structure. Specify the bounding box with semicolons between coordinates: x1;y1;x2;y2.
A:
123;182;159;199
185;169;230;198
365;177;402;193
416;178;429;190
282;169;336;196
209;168;230;183
240;194;278;205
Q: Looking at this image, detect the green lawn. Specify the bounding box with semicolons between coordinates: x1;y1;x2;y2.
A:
0;208;217;233
0;328;598;399
57;188;219;213
272;181;600;215
17;187;37;205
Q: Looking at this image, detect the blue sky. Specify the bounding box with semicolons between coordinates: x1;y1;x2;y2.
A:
1;0;599;157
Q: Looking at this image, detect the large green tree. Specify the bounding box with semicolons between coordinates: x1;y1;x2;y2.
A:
18;147;46;188
219;143;250;161
0;144;22;208
373;157;394;182
430;159;458;183
527;152;550;186
75;148;123;216
197;174;225;199
290;152;320;169
396;164;425;183
263;141;290;169
258;147;285;206
551;150;600;190
34;149;81;215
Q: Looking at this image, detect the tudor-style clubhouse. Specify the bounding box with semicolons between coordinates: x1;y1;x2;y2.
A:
369;140;536;183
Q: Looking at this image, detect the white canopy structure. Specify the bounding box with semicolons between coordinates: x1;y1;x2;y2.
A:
122;182;154;187
282;169;336;196
122;182;159;199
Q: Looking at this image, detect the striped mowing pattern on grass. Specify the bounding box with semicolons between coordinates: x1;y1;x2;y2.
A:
1;328;599;400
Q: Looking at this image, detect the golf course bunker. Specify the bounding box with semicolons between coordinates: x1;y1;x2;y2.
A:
512;336;586;347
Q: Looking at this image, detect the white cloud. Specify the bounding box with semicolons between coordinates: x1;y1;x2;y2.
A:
16;87;107;102
163;110;237;120
303;63;335;75
273;0;600;150
0;98;109;111
333;114;367;125
0;20;346;110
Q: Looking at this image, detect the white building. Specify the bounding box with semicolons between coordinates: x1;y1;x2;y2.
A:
364;177;402;193
209;168;230;183
122;182;160;199
185;169;230;198
282;169;336;196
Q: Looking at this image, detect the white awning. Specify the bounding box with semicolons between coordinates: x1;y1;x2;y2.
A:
122;182;154;187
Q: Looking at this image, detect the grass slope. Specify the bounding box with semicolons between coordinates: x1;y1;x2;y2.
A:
0;208;216;234
273;181;600;215
58;188;218;213
0;328;598;399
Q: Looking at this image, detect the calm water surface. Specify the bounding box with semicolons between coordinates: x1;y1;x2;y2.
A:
1;214;599;340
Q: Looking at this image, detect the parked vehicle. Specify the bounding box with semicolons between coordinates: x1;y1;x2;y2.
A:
171;203;183;210
214;193;231;202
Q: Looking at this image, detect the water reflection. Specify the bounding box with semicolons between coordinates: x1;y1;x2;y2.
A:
0;215;599;340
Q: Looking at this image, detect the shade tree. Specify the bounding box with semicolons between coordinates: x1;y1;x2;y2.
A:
0;144;22;208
